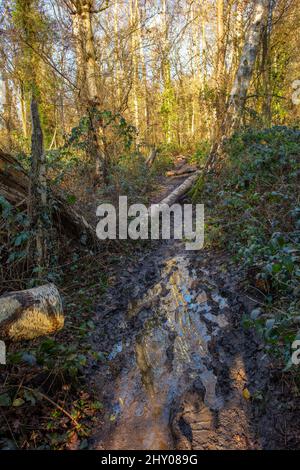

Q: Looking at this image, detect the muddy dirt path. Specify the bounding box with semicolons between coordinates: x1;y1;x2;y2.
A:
88;232;280;450
85;174;292;450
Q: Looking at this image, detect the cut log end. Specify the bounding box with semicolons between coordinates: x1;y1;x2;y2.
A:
0;283;64;341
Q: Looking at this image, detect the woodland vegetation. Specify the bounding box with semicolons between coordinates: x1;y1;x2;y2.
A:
0;0;300;451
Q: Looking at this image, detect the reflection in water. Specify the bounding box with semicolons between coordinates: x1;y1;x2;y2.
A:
104;255;228;450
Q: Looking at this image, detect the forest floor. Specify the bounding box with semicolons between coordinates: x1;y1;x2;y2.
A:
83;175;299;450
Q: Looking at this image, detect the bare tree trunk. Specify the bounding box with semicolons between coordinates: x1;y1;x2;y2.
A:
261;0;275;126
28;96;48;275
2;73;14;150
201;16;207;83
20;82;28;139
216;0;224;82
206;0;269;169
113;1;121;109
146;147;158;168
226;0;269;129
200;15;210;139
82;3;105;181
82;3;98;103
213;0;228;142
72;12;86;104
136;1;149;139
130;0;140;139
70;0;109;183
161;0;173;143
190;2;200;139
233;0;244;69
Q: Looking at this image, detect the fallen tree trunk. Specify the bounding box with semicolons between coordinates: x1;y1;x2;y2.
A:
0;149;97;246
0;284;64;341
158;171;200;207
139;171;200;231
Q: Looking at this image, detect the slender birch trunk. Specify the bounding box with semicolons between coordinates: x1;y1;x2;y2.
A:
206;0;269;169
227;0;269;129
130;0;140;139
2;73;14;149
261;0;275;126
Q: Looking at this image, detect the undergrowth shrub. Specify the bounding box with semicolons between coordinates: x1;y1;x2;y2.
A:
199;126;300;373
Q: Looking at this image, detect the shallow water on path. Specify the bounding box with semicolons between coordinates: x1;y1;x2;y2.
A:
91;242;266;450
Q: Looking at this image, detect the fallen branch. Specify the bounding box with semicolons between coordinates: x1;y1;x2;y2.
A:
21;386;80;428
166;163;198;177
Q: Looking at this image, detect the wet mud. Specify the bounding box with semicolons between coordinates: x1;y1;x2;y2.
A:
87;238;290;450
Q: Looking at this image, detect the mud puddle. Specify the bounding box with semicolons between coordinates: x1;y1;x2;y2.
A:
89;241;276;450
